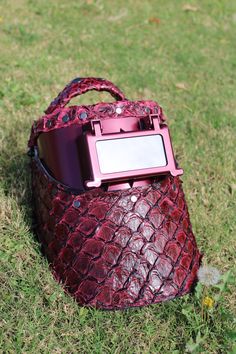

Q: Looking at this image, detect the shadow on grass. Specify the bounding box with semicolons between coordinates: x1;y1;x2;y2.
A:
0;146;35;228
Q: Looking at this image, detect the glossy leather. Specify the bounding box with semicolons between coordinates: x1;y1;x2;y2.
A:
28;77;202;309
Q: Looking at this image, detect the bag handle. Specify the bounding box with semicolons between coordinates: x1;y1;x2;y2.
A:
45;77;126;114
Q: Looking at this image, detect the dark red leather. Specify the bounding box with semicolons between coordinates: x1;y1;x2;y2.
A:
45;77;126;115
28;77;202;309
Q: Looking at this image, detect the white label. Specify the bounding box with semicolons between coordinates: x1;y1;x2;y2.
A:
96;135;167;174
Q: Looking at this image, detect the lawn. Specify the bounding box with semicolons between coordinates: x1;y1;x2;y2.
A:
0;0;235;353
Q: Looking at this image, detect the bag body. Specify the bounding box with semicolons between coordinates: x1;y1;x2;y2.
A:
28;77;202;309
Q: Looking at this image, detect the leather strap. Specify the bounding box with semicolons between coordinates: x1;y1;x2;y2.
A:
45;77;126;115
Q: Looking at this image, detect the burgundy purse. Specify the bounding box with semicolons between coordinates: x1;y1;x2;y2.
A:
28;77;202;309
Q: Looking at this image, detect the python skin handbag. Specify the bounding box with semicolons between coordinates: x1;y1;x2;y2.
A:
28;77;202;310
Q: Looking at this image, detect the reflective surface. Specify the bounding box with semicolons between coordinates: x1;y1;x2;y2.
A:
96;134;167;174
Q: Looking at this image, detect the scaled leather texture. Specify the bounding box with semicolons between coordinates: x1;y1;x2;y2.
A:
28;77;202;309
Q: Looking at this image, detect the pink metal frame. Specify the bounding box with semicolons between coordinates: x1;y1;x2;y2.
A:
84;116;183;188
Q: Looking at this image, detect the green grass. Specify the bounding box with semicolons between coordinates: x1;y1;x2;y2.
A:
0;0;236;352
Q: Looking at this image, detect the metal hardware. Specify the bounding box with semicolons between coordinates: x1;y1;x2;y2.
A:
83;115;183;188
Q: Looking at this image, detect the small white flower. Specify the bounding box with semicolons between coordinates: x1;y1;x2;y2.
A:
197;266;220;286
